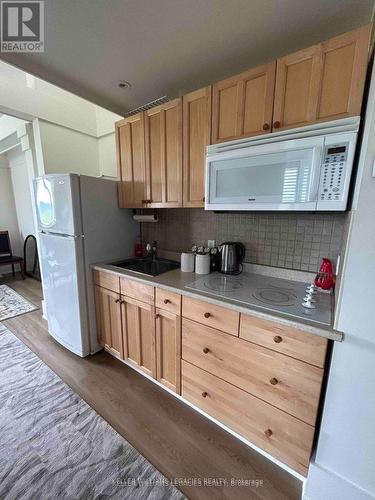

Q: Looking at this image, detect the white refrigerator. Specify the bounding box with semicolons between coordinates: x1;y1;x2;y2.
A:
33;173;138;357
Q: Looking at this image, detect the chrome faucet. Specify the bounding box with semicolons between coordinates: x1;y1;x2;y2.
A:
146;240;157;261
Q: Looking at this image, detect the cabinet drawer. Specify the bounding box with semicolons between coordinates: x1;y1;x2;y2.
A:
120;277;154;304
182;360;313;475
182;318;323;425
156;288;181;315
240;314;328;368
182;296;239;336
93;270;120;293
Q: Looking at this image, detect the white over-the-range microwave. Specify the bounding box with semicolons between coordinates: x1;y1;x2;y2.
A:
205;117;360;211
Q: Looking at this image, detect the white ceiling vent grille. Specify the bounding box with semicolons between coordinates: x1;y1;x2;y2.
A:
124;96;169;117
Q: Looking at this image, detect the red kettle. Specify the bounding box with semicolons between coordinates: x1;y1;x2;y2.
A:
315;258;334;290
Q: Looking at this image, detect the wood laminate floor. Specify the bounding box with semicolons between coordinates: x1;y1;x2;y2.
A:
1;276;302;500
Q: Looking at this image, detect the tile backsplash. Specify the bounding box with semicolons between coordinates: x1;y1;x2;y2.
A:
141;209;348;273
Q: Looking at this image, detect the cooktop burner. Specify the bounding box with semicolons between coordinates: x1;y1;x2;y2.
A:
203;275;244;292
253;287;297;306
186;272;332;326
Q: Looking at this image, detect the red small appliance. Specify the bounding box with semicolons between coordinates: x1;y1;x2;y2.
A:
315;258;334;290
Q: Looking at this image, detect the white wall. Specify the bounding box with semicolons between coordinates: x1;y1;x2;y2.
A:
0;61;97;136
37;120;100;176
0;115;28;142
305;64;375;499
0;60;122;179
0;159;22;274
7;146;35;240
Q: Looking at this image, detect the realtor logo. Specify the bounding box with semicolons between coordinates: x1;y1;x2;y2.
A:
1;1;44;52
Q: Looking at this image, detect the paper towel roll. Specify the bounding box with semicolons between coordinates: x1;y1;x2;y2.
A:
133;214;159;223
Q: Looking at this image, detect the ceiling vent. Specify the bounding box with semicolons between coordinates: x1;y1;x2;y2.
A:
124;96;169;117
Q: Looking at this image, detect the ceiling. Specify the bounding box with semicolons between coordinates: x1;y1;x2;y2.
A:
1;0;374;115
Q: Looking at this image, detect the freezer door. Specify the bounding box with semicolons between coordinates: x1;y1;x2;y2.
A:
39;231;89;356
33;174;83;236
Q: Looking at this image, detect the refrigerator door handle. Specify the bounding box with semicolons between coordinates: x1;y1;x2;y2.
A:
39;230;84;239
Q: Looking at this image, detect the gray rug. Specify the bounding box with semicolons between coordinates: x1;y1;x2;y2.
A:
0;324;184;500
0;285;38;321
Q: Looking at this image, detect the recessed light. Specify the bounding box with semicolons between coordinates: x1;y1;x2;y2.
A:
118;80;132;89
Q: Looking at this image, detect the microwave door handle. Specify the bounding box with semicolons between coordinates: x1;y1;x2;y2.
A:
309;148;323;202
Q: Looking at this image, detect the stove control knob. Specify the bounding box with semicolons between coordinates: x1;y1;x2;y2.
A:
304;294;316;303
302;299;316;309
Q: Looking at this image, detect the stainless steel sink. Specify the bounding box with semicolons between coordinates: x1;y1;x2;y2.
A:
109;257;180;276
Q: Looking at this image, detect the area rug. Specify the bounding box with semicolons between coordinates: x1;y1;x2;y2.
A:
0;285;38;321
0;324;184;500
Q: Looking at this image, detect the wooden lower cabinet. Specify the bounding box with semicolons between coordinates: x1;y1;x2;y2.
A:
155;308;181;393
182;360;313;476
94;285;123;359
182;318;323;426
121;296;156;377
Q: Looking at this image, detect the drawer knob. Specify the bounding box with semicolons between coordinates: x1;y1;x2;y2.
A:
264;428;273;437
273;335;283;344
142;199;152;204
204;312;211;318
163;299;171;304
273;121;281;129
203;347;210;354
270;377;278;386
202;391;208;398
262;123;270;131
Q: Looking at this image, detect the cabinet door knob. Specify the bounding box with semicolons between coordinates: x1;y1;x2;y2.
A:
264;428;273;437
273;121;281;129
163;299;171;304
115;299;120;303
204;312;211;318
203;347;210;354
262;123;270;131
202;391;208;398
155;313;160;319
270;377;278;386
120;300;125;305
273;335;283;343
202;196;205;202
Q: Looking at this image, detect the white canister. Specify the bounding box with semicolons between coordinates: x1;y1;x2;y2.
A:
195;253;211;275
181;252;195;272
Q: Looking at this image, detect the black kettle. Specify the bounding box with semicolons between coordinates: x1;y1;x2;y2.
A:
219;242;245;275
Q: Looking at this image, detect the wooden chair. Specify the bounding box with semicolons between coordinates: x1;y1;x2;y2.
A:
0;231;25;279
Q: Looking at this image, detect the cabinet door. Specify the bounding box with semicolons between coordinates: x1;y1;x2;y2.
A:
94;285;123;359
144;98;183;207
317;24;371;121
183;87;212;207
121;296;156;377
273;45;322;131
273;25;371;130
116;113;147;208
212;62;276;143
155;308;181;393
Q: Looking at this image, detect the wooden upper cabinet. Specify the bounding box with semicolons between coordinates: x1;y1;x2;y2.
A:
273;45;322;131
212;62;276;143
144;98;183;207
183;87;212;207
317;25;371;121
116;113;146;208
273;24;371;131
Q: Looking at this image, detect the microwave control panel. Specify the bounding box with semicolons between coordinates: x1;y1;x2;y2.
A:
318;144;348;203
